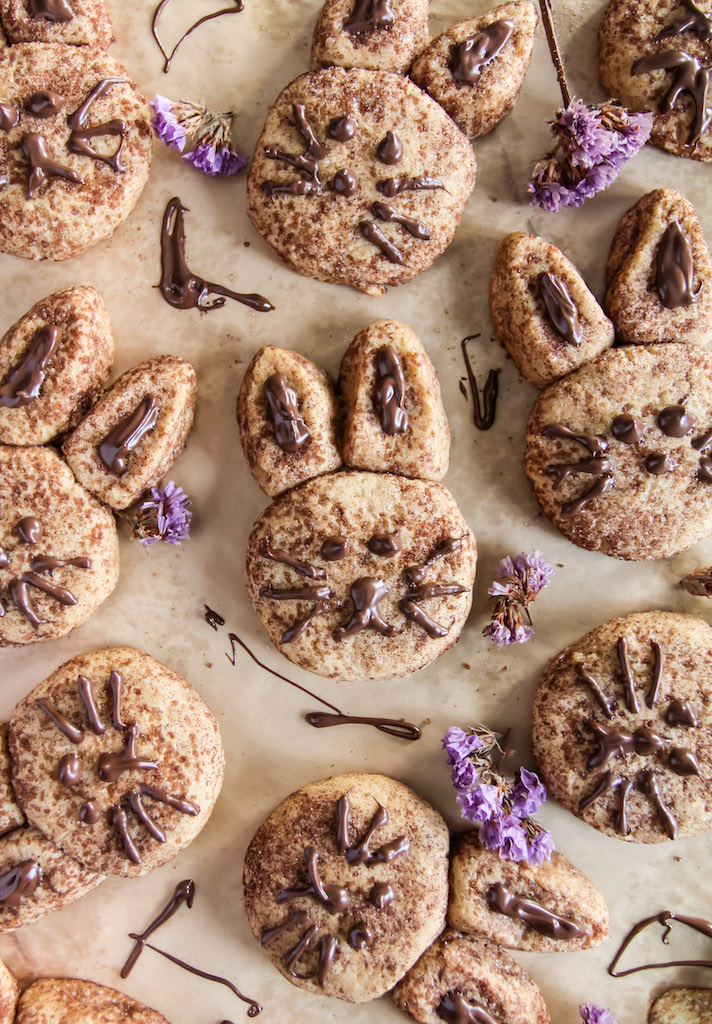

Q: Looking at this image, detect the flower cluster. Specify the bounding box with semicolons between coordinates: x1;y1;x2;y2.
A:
483;550;554;647
680;566;712;597
528;100;653;212
151;95;247;177
580;1006;620;1024
443;725;555;865
128;482;192;546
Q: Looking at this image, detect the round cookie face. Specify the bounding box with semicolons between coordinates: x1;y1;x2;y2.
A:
247;67;477;296
0;445;119;646
245;470;477;681
0;824;103;931
15;978;170;1024
524;343;712;560
243;772;449;1002
390;930;550;1024
532;612;712;844
599;0;712;161
0;43;152;260
8;647;225;877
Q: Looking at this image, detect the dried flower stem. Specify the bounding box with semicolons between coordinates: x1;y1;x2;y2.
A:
539;0;571;107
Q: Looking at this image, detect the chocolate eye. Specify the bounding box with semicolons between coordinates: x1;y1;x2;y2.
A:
657;404;695;437
645;452;674;475
611;413;645;444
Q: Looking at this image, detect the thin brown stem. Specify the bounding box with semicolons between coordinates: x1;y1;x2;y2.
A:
539;0;571;107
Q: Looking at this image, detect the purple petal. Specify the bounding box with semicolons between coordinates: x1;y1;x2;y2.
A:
456;784;503;824
579;1006;620;1024
442;726;483;765
510;767;548;817
479;814;530;862
183;140;247;177
150;95;187;152
526;830;555;866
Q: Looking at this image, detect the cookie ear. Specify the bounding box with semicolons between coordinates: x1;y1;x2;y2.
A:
62;355;196;511
0;725;24;839
448;834;609;952
237;346;341;497
605;189;712;347
311;0;428;73
490;232;615;388
339;320;449;480
0;286;114;446
0;957;17;1024
650;988;712;1023
410;0;537;139
0;0;113;46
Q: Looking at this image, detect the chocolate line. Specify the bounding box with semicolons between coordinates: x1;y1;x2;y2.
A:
121;879;195;978
110;670;127;730
128;790;166;843
204;604;225;630
30;554;91;572
638;769;678;838
260;908;309;948
374;345;408;434
139;784;199;816
616;777;633;836
77;674;106;735
0;325;62;408
98;395;159;475
450;19;515;85
333;577;396;640
360;221;404;264
260;584;332;602
547;456;612;485
372;200;430;240
608;909;712;977
542;423;609;455
617;636;641;714
36;698;83;743
657;0;712;43
487;881;588;940
21;571;77;606
112;805;141;864
461;336;498;431
376;174;445;198
345;0;395;36
284;924;318;977
128;938;261;1017
227;632;341;714
646;642;665;708
277;847;349;914
22;132;82;199
151;0;244;73
98;723;158;783
561;475;614;518
66;79;127;172
317;934;338;986
159;198;273;313
577;665;614;718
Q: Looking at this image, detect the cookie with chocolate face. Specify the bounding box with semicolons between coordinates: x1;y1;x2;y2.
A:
0;286;114;445
650;987;712;1024
447;833;608;952
599;0;712;161
62;355;196;511
15;978;170;1024
390;930;550;1024
8;647;225;877
339;320;450;480
524;343;712;560
243;772;449;1002
532;611;712;844
247;67;477;296
245;470;476;681
237;346;342;497
606;189;712;347
0;0;113;48
490;233;615;388
410;1;537;139
0;43;152;260
311;0;428;73
0;823;104;930
0;444;118;646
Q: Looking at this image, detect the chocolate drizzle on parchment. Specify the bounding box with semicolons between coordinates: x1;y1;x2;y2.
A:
461;335;498;431
608;908;712;976
151;0;244;73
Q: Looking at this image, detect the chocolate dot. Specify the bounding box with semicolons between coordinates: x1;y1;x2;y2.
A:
334;168;357;196
645;452;674;475
328;115;357;142
657;405;695;437
611;413;645;444
699;455;712;483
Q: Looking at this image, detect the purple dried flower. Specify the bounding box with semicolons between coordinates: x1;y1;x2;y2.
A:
479;814;529;862
150;94;187;152
138;481;192;546
456;784;503;824
483;601;534;647
579;1007;620;1024
485;550;553;647
442;726;483;765
510;768;547;817
526;829;556;866
528;101;653;212
182;139;247;177
451;759;477;791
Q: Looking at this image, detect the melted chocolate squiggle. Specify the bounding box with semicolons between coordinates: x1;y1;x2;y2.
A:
0;326;61;408
152;0;244;73
487;882;588;940
344;0;395;36
374;345;408;434
539;271;583;345
264;374;309;453
656;221;695;307
450;19;515;85
67;79;127;172
121;879;195;978
657;0;712;43
461;336;498;431
608;909;712;977
22;132;81;199
98;396;159;474
632;49;712;145
0;861;42;907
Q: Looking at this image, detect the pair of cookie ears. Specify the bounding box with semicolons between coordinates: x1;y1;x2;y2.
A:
0;286;195;645
244;770;606;1017
312;0;538;141
0;647;223;932
238;318;450;497
491;187;712;389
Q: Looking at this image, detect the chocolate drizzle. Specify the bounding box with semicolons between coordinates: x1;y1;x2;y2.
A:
27;91;63;118
438;992;498;1024
543;422;613;515
36;697;84;743
337;793;409;865
28;0;74;21
264;373;309;453
151;0;244;74
204;604;225;630
632;49;712;145
160;198;273;313
658;0;712;42
539;272;583;346
344;0;395;36
645;452;674;475
98;395;159;474
0;105;18;131
259;582;333;644
372;200;430;240
333;577;396;640
57;752;82;786
487;882;588;940
225;632;420;740
17;517;42;545
0;861;42;907
451;19;515;85
608;909;712;977
263;103;326;198
369;881;394;908
359;221;404;264
374;345;408;434
461;336;499;431
77;674;105;734
666;698;698;727
376;131;402;165
376;174;444;197
259;540;325;579
98;723;158;782
67;79;127;172
0;325;62;409
278;847;349;914
657;221;695;308
121;879;195;978
21;132;81;199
